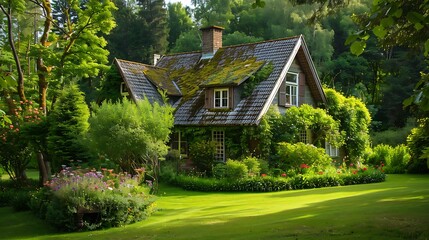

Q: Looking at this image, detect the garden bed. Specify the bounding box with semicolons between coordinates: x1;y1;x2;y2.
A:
169;170;386;192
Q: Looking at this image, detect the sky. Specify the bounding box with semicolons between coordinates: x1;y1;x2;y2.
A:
165;0;193;7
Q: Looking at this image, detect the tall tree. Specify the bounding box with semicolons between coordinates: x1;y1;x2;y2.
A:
30;0;116;113
106;0;139;61
167;2;193;51
192;0;234;27
0;0;27;104
137;0;168;63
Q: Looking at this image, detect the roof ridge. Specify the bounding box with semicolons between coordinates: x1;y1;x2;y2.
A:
115;58;168;70
161;50;202;57
160;35;301;58
221;35;301;50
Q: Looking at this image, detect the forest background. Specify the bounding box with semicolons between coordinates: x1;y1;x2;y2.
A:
0;0;426;144
104;0;426;137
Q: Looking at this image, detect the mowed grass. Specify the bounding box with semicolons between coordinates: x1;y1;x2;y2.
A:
1;174;428;240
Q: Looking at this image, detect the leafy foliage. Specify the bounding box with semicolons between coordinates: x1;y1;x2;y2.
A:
167;2;194;51
407;118;429;173
273;104;343;148
324;88;371;163
87;98;174;191
223;31;263;46
189;140;217;174
225;159;248;180
276;142;332;172
170;169;385;192
0;100;44;182
242;156;261;176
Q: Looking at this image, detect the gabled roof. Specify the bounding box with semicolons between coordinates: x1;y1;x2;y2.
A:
116;35;326;126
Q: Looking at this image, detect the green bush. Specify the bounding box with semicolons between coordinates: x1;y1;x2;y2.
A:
368;144;392;166
0;179;38;209
160;160;178;184
11;190;32;211
225;160;248;180
170;170;385;192
242;156;261;176
189;140;217;174
407;118;429;173
30;168;156;231
386;145;410;173
368;144;410;174
276;142;332;171
212;163;227;179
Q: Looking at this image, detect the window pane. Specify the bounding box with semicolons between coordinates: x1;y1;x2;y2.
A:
214;89;229;108
215;91;220;98
286;73;298;83
213;131;225;162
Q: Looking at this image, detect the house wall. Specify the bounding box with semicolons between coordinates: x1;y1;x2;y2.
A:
272;59;315;114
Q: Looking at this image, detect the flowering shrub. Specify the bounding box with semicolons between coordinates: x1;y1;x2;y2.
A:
30;167;156;231
0;100;44;182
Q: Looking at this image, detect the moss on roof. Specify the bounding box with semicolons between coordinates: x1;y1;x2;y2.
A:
200;57;265;87
144;67;181;96
164;46;262;101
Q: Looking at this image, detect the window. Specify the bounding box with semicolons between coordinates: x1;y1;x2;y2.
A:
325;142;339;157
212;130;225;162
120;82;129;96
214;88;229;108
285;73;298;106
299;130;308;144
299;129;311;144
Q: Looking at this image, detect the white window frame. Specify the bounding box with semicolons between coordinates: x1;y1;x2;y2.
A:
212;130;225;162
285;73;298;106
120;82;129;96
214;88;229;108
325;142;339;157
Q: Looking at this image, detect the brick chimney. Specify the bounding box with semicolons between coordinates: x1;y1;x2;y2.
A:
200;26;224;59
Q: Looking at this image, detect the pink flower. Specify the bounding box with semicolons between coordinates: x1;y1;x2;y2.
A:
281;173;287;177
261;173;267;177
9;125;14;129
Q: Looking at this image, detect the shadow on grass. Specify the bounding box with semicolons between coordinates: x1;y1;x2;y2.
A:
1;175;428;240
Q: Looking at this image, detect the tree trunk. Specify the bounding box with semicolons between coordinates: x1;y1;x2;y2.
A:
0;5;26;102
37;152;49;185
36;0;52;115
2;90;16;114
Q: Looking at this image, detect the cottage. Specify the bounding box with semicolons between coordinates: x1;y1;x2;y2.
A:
115;26;330;163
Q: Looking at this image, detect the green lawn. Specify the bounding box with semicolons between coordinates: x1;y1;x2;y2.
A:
1;174;428;239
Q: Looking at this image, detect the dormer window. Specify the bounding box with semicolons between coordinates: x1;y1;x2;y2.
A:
214;88;229;108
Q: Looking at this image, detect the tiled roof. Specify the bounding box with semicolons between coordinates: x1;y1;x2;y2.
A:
116;36;326;127
172;37;301;126
115;59;164;103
